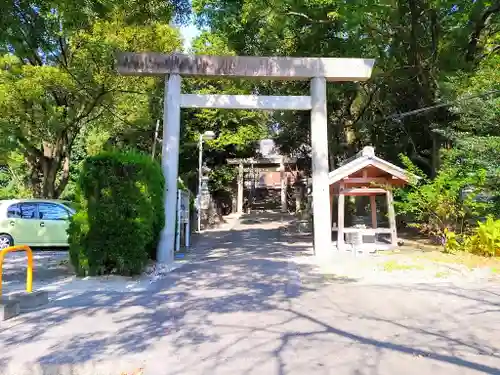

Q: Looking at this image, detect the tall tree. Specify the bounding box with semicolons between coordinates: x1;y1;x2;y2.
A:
0;0;188;198
193;0;500;175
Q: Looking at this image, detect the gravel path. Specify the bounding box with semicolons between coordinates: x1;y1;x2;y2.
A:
1;211;499;375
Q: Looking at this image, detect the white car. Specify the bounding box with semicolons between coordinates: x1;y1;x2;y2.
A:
0;199;76;249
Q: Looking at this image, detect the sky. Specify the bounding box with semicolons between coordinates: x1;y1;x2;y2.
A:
180;23;201;50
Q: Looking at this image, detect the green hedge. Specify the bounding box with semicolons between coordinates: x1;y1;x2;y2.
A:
68;151;165;276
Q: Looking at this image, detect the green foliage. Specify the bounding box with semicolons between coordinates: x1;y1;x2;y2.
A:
445;54;500;135
193;0;499;174
437;54;500;212
177;31;270;194
208;165;237;193
208;165;238;213
437;136;500;217
0;1;184;198
443;228;462;254
68;209;91;275
443;217;500;257
399;154;426;185
68;151;164;276
186;34;270;150
0;0;498;227
0;152;32;199
396;151;489;239
470;217;500;257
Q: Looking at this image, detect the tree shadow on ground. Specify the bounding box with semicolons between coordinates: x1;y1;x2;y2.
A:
2;250;71;289
0;211;499;374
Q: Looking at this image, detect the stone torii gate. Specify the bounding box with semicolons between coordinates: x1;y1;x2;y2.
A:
117;53;375;264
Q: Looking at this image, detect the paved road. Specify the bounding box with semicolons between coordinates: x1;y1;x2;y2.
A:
2;250;70;289
1;211;500;375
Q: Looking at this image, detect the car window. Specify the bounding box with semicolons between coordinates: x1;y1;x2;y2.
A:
20;203;37;219
59;201;77;214
7;204;21;218
37;203;69;221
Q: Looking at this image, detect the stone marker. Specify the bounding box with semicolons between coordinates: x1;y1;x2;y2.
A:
1;299;20;321
6;290;49;311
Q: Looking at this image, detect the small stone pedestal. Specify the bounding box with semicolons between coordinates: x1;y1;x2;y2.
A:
6;291;49;311
1;299;20;321
297;220;312;233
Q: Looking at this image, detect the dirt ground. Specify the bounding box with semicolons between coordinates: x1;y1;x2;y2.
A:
286;224;500;284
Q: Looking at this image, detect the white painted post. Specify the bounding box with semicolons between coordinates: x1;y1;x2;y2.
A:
158;73;181;264
329;185;334;227
237;162;244;213
337;184;345;251
197;134;203;232
280;156;287;213
310;77;332;257
175;189;181;252
248;161;255;213
185;191;191;248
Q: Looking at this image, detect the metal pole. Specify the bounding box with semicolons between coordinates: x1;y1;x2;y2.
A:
249;162;254;213
185;191;191;248
176;189;181;252
237;162;244;213
280;156;287;212
197;133;203;232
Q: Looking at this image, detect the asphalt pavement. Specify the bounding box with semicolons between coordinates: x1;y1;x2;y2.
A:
1;211;499;375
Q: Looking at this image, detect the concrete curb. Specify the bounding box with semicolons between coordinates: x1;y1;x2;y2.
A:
1;291;49;321
0;299;20;321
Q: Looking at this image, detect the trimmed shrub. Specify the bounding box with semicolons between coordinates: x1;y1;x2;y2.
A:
68;151;164;276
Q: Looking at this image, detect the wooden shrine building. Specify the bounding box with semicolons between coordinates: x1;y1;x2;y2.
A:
329;146;415;252
226;139;304;214
227;155;299;213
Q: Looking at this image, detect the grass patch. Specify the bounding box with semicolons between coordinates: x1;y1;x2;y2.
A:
434;271;450;278
407;251;500;270
382;260;425;272
384;236;500;270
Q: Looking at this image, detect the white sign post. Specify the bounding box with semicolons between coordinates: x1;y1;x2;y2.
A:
175;189;191;252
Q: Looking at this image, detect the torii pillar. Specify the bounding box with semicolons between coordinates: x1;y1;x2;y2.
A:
117;53;375;263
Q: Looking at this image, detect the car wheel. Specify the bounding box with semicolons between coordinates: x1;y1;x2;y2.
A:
0;234;13;250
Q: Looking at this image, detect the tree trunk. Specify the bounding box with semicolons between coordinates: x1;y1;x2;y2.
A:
22;135;72;199
41;156;59;198
26;154;42;198
55;155;71;198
